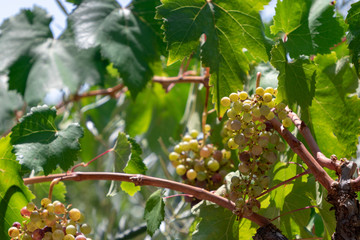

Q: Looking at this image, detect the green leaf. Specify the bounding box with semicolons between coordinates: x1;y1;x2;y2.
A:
346;2;360;75
32;181;67;203
69;0;159;98
0;79;23;134
113;133;147;196
157;0;270;116
271;0;344;57
0;7;52;72
10;105;84;175
144;189;165;236
192;204;239;240
0;135;34;239
310;53;360;158
238;218;257;239
270;42;316;110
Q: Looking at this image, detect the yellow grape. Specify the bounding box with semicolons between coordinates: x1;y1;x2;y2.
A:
221;97;231;107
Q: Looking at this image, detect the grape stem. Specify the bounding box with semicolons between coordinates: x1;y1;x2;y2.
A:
286;107;341;173
70;148;114;172
269;117;335;192
23;171;270;227
201;68;211;146
255;72;261;88
48;178;61;200
270;205;317;222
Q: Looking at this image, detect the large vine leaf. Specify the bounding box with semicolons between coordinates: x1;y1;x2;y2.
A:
192;204;239;240
270;42;316;110
310;53;360;158
346;2;360;76
0;7;52;72
271;0;344;58
68;0;160;98
0;135;34;239
156;0;271;116
144;189;165;236
10;105;84;175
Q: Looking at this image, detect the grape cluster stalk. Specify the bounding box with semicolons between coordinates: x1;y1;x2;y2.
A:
220;87;292;215
168;127;235;191
8;199;92;240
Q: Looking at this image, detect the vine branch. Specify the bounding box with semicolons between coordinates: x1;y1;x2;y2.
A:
23;171;270;227
286;107;341;173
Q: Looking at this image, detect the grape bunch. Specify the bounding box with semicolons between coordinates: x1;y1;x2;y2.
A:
220;87;291;214
8;199;92;240
169;126;234;191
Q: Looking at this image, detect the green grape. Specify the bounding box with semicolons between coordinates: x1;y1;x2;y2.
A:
266;99;275;109
41;198;51;207
176;165;187;175
282;117;292;128
43;232;53;240
186;169;197;180
8;227;19;237
205;124;211;133
251;145;263;156
242;100;251;111
277;110;288;120
180;141;190;151
259;176;270;188
169;152;179;161
222;149;231;159
263;151;277;164
194;160;205;172
36;219;46;228
229;92;239;102
221;97;231;107
52;229;65;240
80;223;92;235
188;139;198;151
251;106;261;118
182;135;192;142
263;93;273;102
239;91;248;100
243;127;254;138
265;111;275;120
233;101;243;113
249;185;263;197
276;102;286;111
228;138;239;150
197;171;207;181
231;176;240;185
269;134;280;145
258;135;269;147
64;234;76;240
69;208;81;221
227;109;237;119
230;120;242;131
235;198;245;208
207;159;220;171
260;105;270;116
264;87;274;94
276;142;286;152
27;202;36;211
174;144;182;153
23;234;32;240
255;87;264;96
190;129;199;138
242;112;252;123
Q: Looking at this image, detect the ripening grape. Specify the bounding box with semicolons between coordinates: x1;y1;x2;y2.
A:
64;234;76;240
242;112;252;123
66;225;77;235
186;169;197;180
269;134;280;145
8;227;19;237
260;105;270;116
228;138;239;150
227;109;237;119
263;93;272;102
230;120;242;130
53;201;66;214
282;117;292;128
251;145;263;156
276;142;286;152
69;208;81;221
233;101;243;112
239;91;248;100
229;92;239;102
200;146;211;158
52;229;65;240
238;162;250;174
252;106;261;118
75;235;87;240
265;111;275;120
221;97;231;107
255;87;264;96
32;229;45;240
41;198;52;207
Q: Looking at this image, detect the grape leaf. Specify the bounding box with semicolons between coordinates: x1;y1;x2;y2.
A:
270;42;316;110
113;133;147;196
310;53;360;158
0;6;105;105
68;0;160;98
156;0;270;116
10;105;84;175
0;78;23;134
0;135;34;239
192;204;239;240
238;218;257;239
271;0;344;58
0;7;52;72
144;189;165;236
346;2;360;76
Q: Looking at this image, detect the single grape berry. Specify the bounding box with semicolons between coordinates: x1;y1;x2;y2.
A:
176;165;187;176
239;91;248;100
80;223;92;235
8;227;20;237
229;92;239;102
282;117;292;128
207;159;220;171
69;208;81;221
186;169;197;180
255;87;264;96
